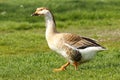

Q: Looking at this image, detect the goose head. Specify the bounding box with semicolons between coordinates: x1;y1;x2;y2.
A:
31;7;50;16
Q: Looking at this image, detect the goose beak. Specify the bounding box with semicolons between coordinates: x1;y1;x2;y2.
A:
31;13;35;16
31;13;39;16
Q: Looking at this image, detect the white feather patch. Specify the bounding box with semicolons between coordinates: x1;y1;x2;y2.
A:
64;43;105;61
79;47;104;61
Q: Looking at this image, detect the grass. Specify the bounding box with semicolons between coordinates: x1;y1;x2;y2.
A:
0;0;120;80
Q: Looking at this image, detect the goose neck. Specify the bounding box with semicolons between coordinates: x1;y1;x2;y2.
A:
45;12;57;37
45;12;56;27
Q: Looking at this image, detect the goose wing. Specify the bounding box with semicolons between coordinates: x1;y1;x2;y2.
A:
63;33;104;49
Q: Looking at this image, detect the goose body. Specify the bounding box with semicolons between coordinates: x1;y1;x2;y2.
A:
32;7;106;71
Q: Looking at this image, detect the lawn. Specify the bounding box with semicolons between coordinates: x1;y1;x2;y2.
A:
0;0;120;80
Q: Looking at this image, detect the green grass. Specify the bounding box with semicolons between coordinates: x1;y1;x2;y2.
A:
0;0;120;80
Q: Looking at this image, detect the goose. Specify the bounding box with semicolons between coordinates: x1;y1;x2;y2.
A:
31;7;106;72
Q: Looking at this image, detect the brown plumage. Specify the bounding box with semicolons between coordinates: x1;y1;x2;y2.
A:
63;33;102;49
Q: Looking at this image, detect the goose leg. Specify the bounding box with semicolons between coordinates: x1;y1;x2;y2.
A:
73;62;78;70
53;62;70;72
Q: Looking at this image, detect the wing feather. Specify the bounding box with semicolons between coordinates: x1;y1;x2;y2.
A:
63;33;104;49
